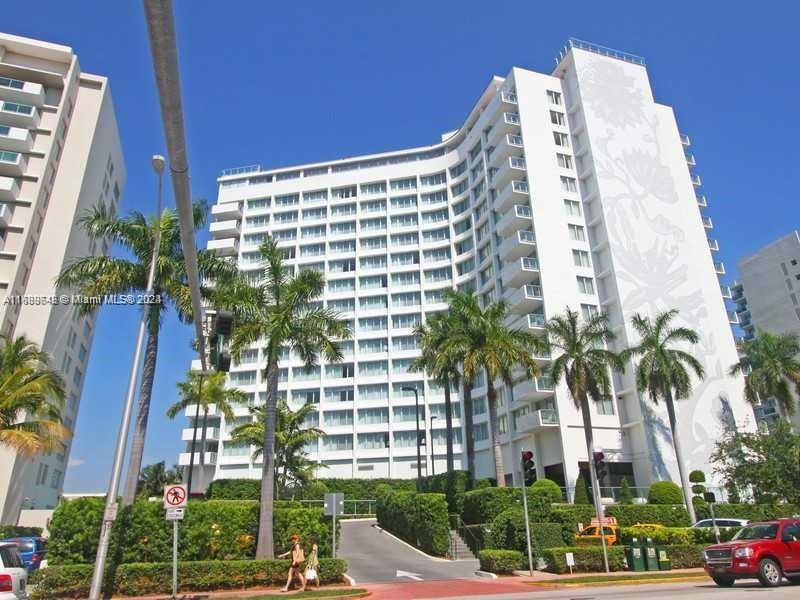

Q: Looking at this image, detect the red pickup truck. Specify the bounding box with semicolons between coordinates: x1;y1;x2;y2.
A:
703;518;800;587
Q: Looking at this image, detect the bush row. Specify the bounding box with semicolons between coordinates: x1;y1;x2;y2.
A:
207;477;419;501
539;544;705;574
419;470;472;515
375;487;450;556
30;558;348;599
694;503;800;522
0;525;42;538
478;549;523;574
47;498;337;565
620;525;741;545
484;509;566;567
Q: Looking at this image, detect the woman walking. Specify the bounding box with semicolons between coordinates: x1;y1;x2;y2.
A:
278;533;306;592
305;535;320;589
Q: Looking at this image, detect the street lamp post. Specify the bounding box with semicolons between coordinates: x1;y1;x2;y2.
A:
402;386;423;491
429;415;438;476
88;155;165;600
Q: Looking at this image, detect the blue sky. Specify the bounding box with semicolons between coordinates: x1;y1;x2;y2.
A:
4;1;799;491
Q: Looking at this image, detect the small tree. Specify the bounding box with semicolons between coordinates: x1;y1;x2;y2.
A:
689;470;706;502
573;473;591;505
618;477;634;505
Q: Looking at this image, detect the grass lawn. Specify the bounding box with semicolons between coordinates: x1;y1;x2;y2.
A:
238;588;368;599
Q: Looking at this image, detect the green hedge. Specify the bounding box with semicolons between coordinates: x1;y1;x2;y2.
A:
478;549;522;574
688;527;740;544
420;470;471;515
47;498;336;565
30;559;348;599
461;487;520;525
0;525;43;538
207;477;419;501
376;490;450;556
605;504;691;527
485;509;564;567
694;503;800;522
550;505;597;535
541;546;627;573
663;544;705;568
619;526;691;545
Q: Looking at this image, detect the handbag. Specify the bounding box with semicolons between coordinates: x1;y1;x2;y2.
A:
305;567;317;581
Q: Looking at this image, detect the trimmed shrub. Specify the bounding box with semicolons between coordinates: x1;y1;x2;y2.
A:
47;498;334;565
662;544;705;569
30;559;348;599
420;470;471;515
461;487;519;525
0;525;43;538
688;527;740;544
485;509;563;566
530;478;563;503
618;478;634;505
474;478;495;489
478;549;522;574
647;481;684;505
307;478;416;499
605;504;691;527
376;490;450;556
619;526;691;545
541;546;627;573
205;479;261;500
550;505;597;537
573;474;591;504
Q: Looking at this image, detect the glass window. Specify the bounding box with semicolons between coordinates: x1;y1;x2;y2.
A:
568;224;586;241
358;384;389;401
391;271;420;286
359;338;388;353
577;276;595;295
392;313;421;329
359;295;388;310
360;275;387;289
358;431;389;448
392;335;419;351
420;172;446;186
390;195;418;210
573;249;591;267
561;176;577;192
393;405;425;423
358;360;388;377
360;181;387;195
322;434;353;451
361;236;387;250
390;177;417;191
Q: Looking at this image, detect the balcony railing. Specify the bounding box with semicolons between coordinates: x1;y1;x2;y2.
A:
696;195;707;207
507;134;524;146
708;239;719;251
680;134;691;146
701;216;713;228
504;112;520;125
524;284;542;298
691;174;702;186
509;156;527;169
514;204;532;218
528;313;546;328
536;376;554;391
512;180;528;193
501;91;518;104
519;230;536;243
714;261;725;275
522;257;539;270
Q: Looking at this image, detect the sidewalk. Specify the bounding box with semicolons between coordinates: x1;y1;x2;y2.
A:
514;567;706;582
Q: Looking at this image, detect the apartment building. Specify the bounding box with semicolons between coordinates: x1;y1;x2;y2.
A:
0;33;125;523
184;39;752;498
731;230;800;429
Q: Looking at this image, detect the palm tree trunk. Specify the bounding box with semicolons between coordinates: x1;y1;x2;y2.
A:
121;324;159;505
487;383;505;487
443;374;454;472
665;389;697;523
197;407;209;493
462;380;476;481
579;394;609;572
186;376;203;494
256;356;279;559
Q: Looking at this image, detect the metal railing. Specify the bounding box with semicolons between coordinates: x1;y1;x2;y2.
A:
290;499;376;515
220;164;261;177
449;513;486;557
559;38;646;67
511;180;529;193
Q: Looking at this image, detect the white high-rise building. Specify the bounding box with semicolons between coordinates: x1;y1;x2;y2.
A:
0;33;125;523
183;39;752;498
731;230;800;429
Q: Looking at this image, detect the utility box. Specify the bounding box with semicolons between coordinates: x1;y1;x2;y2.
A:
625;538;646;572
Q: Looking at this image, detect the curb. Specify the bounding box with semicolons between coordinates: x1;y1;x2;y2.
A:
525;575;709;588
371;524;451;562
343;573;357;586
474;570;498;579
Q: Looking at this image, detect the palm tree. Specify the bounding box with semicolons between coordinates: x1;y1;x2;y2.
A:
411;313;461;472
445;291;547;486
546;308;623;571
622;309;705;524
231;400;325;498
213;237;349;559
0;335;68;456
56;202;236;505
166;370;242;492
730;330;800;418
136;461;182;499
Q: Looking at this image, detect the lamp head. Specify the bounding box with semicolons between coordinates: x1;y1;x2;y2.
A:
151;154;166;174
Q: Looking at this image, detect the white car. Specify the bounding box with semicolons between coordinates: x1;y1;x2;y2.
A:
0;543;28;600
691;518;749;528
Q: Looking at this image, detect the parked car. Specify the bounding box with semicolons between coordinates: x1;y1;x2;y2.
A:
692;518;749;529
576;525;619;546
0;539;45;573
0;542;28;600
703;518;800;587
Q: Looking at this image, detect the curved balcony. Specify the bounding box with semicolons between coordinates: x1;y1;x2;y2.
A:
501;256;540;287
488;132;524;167
0;151;25;177
210;219;241;238
499;229;536;261
494;179;529;212
490;156;527;190
497;203;532;236
507;284;543;314
516;408;559;433
207;237;239;256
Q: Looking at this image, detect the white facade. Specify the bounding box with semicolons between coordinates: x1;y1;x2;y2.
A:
0;33;125;523
731;230;800;429
184;39;752;497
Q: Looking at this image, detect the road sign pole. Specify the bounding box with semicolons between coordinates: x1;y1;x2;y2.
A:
172;519;178;599
520;457;534;576
332;510;336;559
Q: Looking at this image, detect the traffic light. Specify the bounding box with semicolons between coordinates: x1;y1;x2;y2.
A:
592;451;607;483
209;310;233;372
521;450;536;486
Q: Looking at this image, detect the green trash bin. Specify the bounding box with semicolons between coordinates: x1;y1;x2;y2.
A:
644;538;659;571
656;545;671;570
625;538;646;572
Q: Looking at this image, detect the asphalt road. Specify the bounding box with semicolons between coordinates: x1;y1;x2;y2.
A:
339;518;480;584
475;580;800;600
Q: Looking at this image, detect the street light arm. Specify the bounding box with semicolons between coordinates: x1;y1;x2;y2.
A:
143;0;207;370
